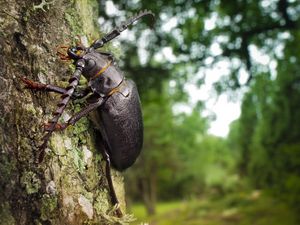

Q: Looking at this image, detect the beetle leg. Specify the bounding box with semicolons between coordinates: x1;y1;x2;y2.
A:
38;64;84;163
47;96;105;131
44;122;65;131
101;141;123;218
72;87;92;99
67;96;104;125
21;77;91;99
21;77;65;94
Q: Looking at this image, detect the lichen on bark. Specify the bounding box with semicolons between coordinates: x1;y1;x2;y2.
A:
0;0;130;224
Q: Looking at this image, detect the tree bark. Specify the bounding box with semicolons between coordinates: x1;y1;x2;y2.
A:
0;0;128;224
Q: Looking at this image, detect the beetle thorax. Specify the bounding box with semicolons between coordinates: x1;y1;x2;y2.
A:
81;52;108;80
82;52;124;96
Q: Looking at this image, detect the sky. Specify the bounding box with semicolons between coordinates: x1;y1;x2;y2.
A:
176;64;242;138
189;83;242;138
207;95;240;137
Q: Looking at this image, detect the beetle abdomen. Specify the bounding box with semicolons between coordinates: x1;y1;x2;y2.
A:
99;80;143;171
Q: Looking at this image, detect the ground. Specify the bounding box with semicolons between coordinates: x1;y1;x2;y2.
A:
130;190;298;225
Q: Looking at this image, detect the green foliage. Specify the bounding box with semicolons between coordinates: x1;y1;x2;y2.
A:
228;29;300;215
126;84;238;204
99;0;300;220
100;0;300;92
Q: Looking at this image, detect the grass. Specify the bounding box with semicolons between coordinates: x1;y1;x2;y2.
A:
130;201;185;224
129;191;298;225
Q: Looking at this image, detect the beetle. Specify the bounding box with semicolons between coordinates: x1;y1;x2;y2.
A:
21;10;155;217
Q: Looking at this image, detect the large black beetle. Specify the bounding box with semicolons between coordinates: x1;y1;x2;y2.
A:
21;10;155;217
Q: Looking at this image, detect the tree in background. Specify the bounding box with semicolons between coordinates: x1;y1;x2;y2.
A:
97;0;300;217
99;0;299;90
125;86;177;215
230;35;300;212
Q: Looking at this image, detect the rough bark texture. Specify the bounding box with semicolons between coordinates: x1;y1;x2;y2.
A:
0;0;130;224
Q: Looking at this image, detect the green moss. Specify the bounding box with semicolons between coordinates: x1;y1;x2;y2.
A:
24;103;37;115
79;76;88;85
56;0;98;37
0;203;15;225
72;107;89;128
94;189;110;216
20;171;41;194
49;134;68;162
73;147;85;173
75;0;99;38
64;6;84;37
72;119;89;143
0;154;16;190
65;0;122;59
40;194;58;221
22;9;31;22
0;117;4;125
18;140;34;162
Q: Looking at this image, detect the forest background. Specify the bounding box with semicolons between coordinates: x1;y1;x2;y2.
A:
0;0;299;224
98;0;300;224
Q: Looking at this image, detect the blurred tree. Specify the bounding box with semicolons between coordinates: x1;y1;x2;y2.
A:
229;32;300;214
97;0;300;217
98;0;299;93
125;92;239;214
125;84;178;215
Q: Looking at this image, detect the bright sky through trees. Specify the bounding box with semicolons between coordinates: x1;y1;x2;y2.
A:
103;1;241;137
103;1;282;137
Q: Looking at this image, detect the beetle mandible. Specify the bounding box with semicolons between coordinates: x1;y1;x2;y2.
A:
21;10;155;217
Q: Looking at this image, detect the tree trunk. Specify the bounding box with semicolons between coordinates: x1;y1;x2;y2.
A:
0;1;128;224
139;170;157;215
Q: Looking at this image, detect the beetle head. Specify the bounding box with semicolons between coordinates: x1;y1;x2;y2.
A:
67;46;85;60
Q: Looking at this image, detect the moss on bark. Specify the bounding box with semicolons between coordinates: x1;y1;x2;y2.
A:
0;0;130;224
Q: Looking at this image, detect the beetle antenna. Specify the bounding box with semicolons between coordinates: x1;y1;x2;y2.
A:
37;60;85;163
90;9;155;49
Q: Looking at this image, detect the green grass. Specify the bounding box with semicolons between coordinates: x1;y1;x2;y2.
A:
129;191;298;225
130;201;185;224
